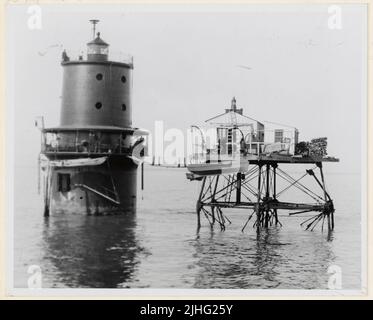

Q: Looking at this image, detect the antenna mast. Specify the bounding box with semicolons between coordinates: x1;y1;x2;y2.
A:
89;19;100;39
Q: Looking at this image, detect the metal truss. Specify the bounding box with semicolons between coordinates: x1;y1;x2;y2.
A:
196;162;335;233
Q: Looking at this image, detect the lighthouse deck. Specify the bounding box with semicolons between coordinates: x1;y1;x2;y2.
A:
42;151;132;158
40;126;148;158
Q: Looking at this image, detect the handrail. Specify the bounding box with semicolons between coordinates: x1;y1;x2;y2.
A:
43;143;133;155
74;183;120;205
99;185;117;198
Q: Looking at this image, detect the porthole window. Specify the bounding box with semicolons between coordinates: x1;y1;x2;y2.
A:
121;76;126;83
95;102;102;109
122;104;126;111
96;73;103;80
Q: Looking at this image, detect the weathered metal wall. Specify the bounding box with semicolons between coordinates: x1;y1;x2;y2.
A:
60;62;133;128
49;160;138;215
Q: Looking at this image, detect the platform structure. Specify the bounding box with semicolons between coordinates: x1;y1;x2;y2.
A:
186;98;339;232
188;155;338;232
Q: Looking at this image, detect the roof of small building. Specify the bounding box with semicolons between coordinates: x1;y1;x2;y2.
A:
205;111;260;128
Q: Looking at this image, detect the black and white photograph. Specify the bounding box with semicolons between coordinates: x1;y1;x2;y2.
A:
4;2;368;295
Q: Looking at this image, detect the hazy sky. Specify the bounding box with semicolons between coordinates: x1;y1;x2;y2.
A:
6;4;367;173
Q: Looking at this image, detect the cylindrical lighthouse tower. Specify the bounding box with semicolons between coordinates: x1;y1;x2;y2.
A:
40;22;146;216
60;32;132;128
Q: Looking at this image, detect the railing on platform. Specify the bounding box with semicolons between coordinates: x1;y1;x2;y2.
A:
61;49;134;65
41;130;144;156
43;144;132;155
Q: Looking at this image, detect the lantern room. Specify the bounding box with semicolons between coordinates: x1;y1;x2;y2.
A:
87;32;109;62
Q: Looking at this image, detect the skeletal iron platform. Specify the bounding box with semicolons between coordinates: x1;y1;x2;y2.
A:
187;154;339;233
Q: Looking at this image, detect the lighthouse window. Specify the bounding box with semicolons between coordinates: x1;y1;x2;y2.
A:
122;104;126;111
95;102;102;109
96;73;103;80
121;76;126;83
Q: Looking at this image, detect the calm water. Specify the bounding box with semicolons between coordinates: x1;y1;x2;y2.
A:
14;165;362;289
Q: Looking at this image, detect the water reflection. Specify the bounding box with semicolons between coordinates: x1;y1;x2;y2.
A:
42;214;140;288
252;228;283;287
191;225;336;289
14;167;360;289
191;227;283;288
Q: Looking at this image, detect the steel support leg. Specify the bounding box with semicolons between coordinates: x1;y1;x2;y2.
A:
256;164;262;231
196;176;207;230
272;163;281;226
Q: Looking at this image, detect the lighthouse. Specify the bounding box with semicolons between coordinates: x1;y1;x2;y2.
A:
39;21;147;216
